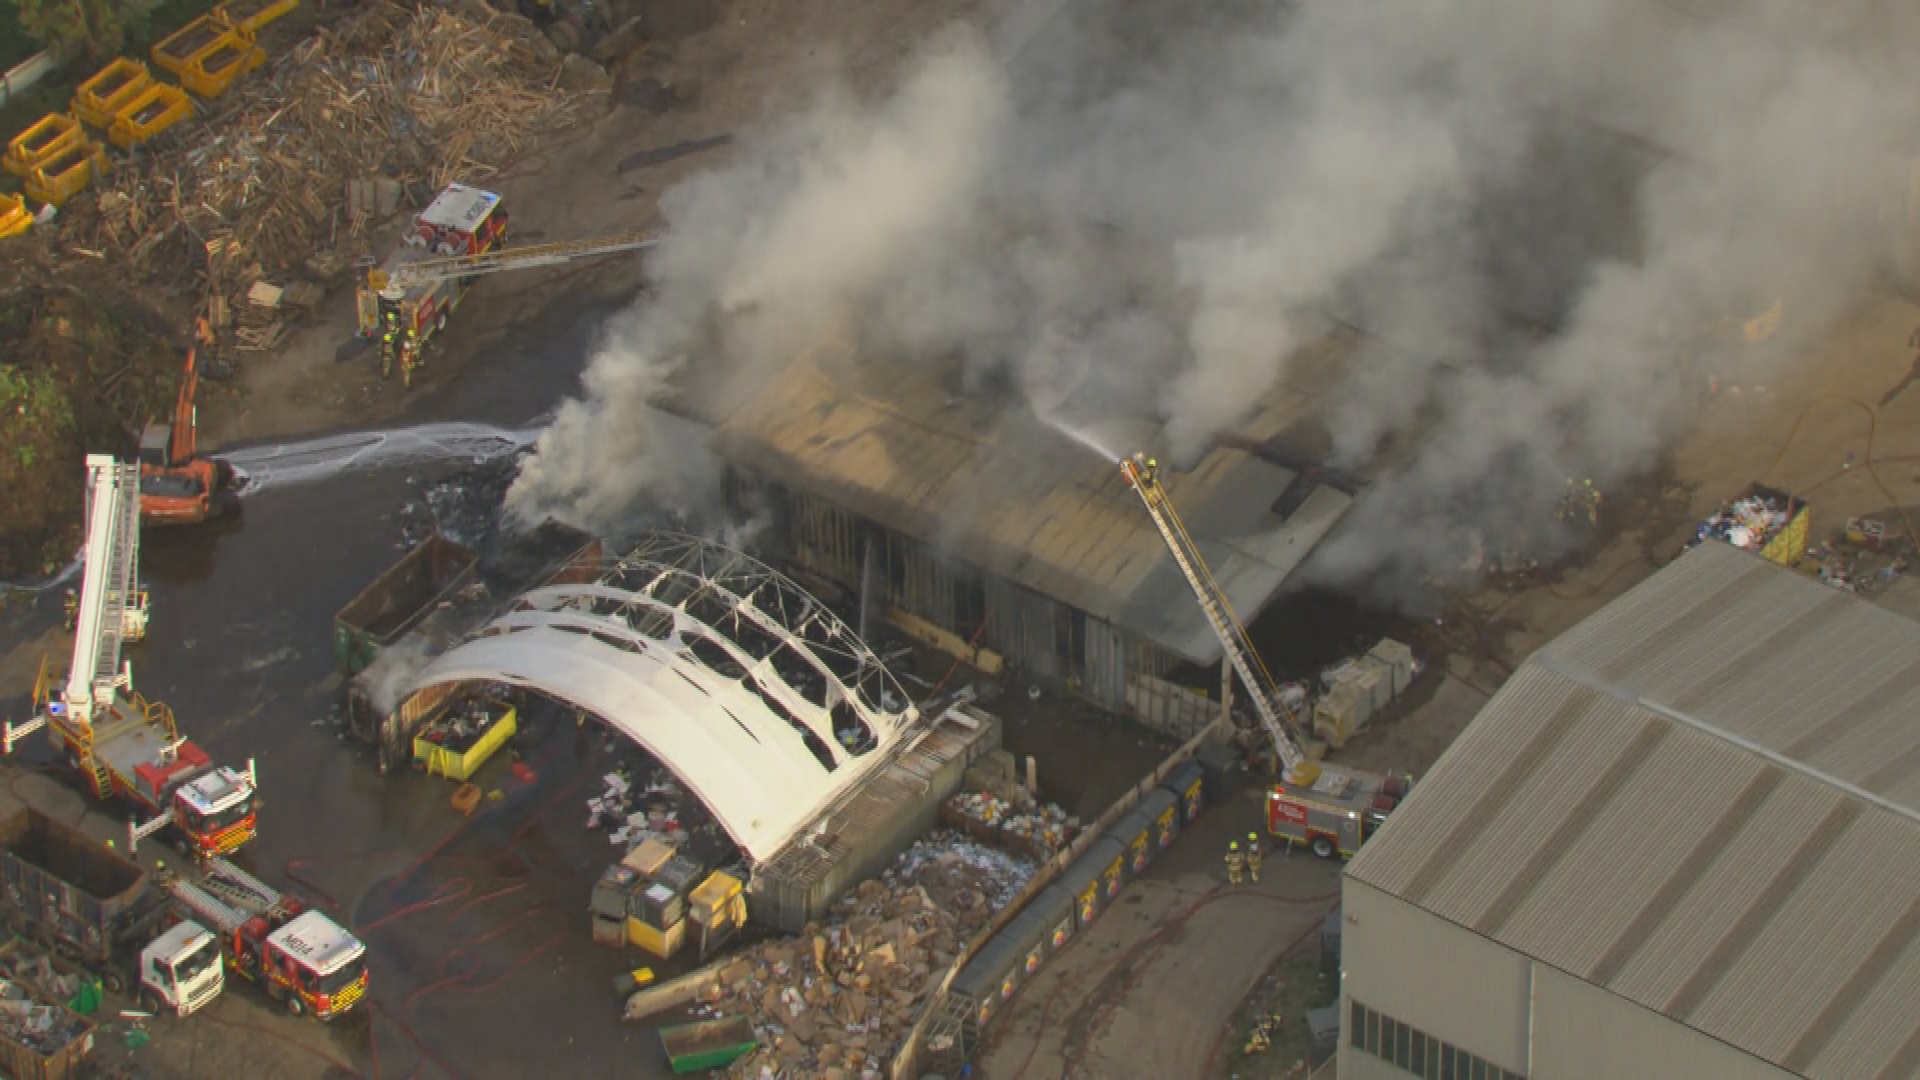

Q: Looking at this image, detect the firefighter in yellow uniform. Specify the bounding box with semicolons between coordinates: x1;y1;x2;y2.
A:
1225;840;1245;885
1246;831;1263;883
381;310;401;380
63;589;78;632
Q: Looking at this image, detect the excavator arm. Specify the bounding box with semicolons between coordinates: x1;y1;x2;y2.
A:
1120;452;1320;786
169;325;205;465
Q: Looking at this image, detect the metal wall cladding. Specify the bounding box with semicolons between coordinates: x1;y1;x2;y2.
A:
1106;807;1156;881
1026;884;1078;955
1058;837;1126;930
1530;963;1793;1080
1163;762;1207;825
1138;788;1181;854
949;932;1026;1032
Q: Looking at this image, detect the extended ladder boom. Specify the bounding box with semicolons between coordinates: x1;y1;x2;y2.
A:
381;230;659;289
1120;453;1317;783
65;455;142;725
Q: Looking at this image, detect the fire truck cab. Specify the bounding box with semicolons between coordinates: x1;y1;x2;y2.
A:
1266;764;1411;859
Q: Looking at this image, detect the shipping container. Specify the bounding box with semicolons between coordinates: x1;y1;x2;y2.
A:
1138;788;1181;854
1162;762;1206;825
1026;884;1078;955
1106;807;1155;880
948;932;1024;1033
1056;836;1127;932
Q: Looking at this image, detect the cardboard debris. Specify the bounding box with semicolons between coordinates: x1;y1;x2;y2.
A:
689;833;1034;1079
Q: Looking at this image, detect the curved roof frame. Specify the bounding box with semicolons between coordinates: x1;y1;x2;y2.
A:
398;533;924;862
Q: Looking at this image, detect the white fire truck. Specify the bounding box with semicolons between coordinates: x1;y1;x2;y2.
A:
163;857;368;1020
3;456;258;859
355;183;657;387
1120;451;1411;858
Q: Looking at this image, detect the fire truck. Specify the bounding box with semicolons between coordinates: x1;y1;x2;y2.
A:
354;183;657;387
3;457;258;860
1120;451;1410;859
163;857;368;1020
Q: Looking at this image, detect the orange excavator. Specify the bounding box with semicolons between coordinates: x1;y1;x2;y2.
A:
138;321;241;526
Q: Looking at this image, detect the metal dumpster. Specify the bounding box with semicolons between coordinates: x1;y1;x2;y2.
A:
216;0;299;34
1139;787;1181;854
1056;836;1125;930
1105;806;1156;880
4;114;84;179
1001;908;1051;982
72;59;153;129
1162;761;1206;825
659;1015;756;1074
23;137;108;209
0;194;30;240
152;15;265;100
948;932;1025;1032
107;83;194;149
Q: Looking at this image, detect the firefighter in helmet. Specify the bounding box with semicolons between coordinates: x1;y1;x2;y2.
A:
380;308;401;380
62;588;77;632
1225;840;1245;885
1245;831;1263;883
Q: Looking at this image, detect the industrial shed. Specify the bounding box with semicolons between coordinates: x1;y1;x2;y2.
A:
704;327;1361;733
403;533;923;862
1340;541;1920;1080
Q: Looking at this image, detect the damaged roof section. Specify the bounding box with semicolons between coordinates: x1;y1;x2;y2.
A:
406;533;921;862
704;328;1362;665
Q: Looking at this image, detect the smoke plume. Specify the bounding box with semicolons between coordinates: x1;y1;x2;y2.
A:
508;0;1920;591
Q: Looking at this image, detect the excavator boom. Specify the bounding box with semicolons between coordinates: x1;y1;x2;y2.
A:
1120;452;1318;784
170;342;199;465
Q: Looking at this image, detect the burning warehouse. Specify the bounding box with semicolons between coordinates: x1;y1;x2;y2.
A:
697;326;1369;737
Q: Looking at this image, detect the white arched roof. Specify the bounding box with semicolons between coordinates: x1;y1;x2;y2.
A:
402;534;919;861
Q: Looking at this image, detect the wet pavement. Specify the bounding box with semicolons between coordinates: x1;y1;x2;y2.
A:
1;290;711;1079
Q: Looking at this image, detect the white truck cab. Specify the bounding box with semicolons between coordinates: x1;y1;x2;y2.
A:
139;920;224;1017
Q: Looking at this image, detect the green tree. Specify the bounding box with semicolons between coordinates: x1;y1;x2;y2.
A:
7;0;146;64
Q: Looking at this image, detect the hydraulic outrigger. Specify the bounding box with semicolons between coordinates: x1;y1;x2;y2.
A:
5;456;258;859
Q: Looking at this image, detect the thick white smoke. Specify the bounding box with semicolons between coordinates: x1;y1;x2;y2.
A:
508;0;1920;590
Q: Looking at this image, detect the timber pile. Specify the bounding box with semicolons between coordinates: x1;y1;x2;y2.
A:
71;0;582;308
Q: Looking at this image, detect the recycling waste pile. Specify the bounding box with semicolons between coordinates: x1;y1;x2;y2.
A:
684;834;1034;1079
940;793;1080;862
587;756;733;864
1683;484;1809;566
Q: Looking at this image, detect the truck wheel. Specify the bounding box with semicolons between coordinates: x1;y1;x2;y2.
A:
1310;835;1335;860
104;970;126;994
286;993;305;1017
140;987;164;1015
436;312;448;335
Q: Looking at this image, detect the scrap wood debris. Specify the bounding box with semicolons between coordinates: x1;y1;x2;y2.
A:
48;0;589;344
695;834;1034;1080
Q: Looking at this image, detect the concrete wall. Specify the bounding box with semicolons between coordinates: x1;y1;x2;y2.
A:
1339;880;1795;1080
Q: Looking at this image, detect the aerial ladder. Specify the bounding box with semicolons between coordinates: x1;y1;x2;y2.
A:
5;456;259;859
1120;451;1409;858
354;182;658;386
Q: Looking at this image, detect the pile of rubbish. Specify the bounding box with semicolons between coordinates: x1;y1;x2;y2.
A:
1688;489;1802;555
941;793;1080;861
0;986;91;1058
695;834;1035;1079
588;764;692;852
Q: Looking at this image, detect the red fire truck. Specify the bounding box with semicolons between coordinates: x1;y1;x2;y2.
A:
1121;451;1411;860
164;858;368;1020
3;457;258;860
355;183;657;388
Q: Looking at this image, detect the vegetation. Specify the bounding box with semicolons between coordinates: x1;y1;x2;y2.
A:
0;366;75;467
6;0;151;65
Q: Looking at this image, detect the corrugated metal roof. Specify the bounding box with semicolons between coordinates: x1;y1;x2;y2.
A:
706;331;1358;664
1347;541;1920;1079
